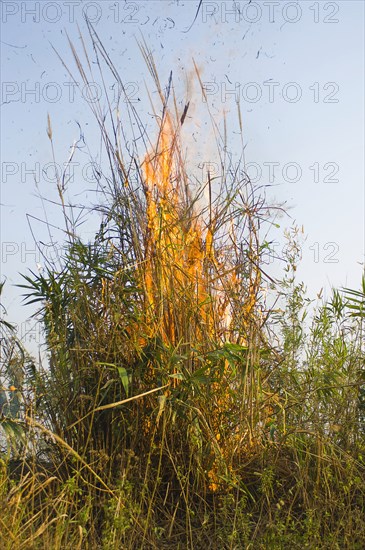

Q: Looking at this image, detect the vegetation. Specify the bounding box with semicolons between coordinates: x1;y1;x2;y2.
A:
1;27;364;549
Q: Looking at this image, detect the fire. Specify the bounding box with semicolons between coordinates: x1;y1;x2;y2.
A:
143;113;212;344
141;110;260;349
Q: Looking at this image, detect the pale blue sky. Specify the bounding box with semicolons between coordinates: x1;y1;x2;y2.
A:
1;0;364;350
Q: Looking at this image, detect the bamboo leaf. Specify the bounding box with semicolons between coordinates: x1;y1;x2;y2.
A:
117;366;129;397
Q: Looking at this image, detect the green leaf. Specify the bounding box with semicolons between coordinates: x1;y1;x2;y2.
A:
191;373;210;385
269;424;277;441
100;379;117;391
117;366;129;397
0;418;26;447
96;362;118;368
168;373;184;380
96;362;130;396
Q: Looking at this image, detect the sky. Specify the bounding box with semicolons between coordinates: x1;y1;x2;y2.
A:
0;0;364;353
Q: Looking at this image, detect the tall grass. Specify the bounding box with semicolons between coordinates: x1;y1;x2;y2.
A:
1;25;364;549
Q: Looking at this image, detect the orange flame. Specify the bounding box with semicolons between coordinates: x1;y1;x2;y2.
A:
142;114;213;344
141;110;260;349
